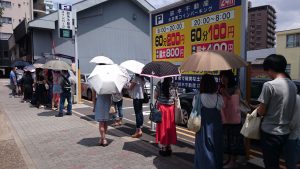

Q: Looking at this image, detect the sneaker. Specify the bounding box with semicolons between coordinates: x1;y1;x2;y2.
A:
55;113;63;117
66;112;72;115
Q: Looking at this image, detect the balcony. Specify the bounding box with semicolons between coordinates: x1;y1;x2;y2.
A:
33;3;46;19
33;3;46;12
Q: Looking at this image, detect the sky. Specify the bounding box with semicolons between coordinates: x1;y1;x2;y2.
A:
52;0;300;31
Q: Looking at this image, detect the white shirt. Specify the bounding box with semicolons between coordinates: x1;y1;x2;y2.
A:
131;75;144;99
192;93;224;111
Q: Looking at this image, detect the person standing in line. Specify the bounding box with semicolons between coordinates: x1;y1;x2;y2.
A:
9;67;17;97
56;70;74;117
16;68;24;97
129;74;145;138
257;54;297;169
285;94;300;169
52;70;61;110
154;77;177;156
194;74;224;169
93;63;113;146
21;71;34;102
112;93;124;126
94;93;111;146
219;70;245;168
35;69;47;109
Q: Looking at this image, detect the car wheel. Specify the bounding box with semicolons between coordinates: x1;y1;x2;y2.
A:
180;102;191;126
87;89;92;101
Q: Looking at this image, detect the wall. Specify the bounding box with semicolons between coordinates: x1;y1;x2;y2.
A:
276;29;300;80
32;29;52;57
77;0;151;73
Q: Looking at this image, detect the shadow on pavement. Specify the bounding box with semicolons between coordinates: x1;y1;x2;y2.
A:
77;137;114;147
122;140;154;157
80;114;95;121
38;111;57;116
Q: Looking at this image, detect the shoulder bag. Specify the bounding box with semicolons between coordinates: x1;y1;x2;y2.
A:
187;93;202;132
240;108;262;140
174;89;183;125
149;101;162;123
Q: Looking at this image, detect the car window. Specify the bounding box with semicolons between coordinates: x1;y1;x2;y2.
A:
80;75;86;82
251;81;264;100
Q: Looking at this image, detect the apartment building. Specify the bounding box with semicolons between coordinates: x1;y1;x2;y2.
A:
0;0;32;39
276;28;300;80
248;5;276;50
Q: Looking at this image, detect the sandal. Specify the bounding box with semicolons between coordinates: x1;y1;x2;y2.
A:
159;147;168;156
98;139;108;147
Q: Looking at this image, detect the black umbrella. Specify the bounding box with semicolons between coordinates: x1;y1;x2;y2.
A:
11;60;30;67
140;61;180;78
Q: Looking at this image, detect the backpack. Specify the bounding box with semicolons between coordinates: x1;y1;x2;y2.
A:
61;75;71;92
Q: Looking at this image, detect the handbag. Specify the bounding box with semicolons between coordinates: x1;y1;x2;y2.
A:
174;89;183;124
149;102;162;123
143;92;149;103
240;98;251;115
240;108;262;140
187;94;202;132
109;101;117;114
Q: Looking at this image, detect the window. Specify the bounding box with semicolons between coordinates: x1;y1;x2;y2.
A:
0;17;12;24
257;13;261;16
256;31;262;35
256;25;262;29
0;1;12;8
286;34;300;48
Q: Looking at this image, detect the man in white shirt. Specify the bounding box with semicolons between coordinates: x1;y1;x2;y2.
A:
257;54;297;169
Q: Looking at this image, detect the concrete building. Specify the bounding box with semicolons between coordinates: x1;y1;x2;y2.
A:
28;0;154;74
44;0;56;14
248;5;276;50
33;0;46;18
276;28;300;80
0;0;34;76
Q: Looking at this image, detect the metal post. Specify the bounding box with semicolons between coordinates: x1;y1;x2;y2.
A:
149;12;156;131
150;77;156;131
73;9;79;104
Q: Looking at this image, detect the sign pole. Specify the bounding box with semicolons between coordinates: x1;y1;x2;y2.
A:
73;9;79;104
149;13;155;132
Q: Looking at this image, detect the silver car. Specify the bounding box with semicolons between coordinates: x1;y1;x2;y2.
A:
80;74;93;100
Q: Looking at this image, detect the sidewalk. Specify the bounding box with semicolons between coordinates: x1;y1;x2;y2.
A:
0;79;193;169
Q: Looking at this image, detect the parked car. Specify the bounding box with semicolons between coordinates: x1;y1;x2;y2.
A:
250;78;300;104
80;74;93;100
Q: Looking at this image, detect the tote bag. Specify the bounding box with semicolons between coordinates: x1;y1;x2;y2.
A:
174;89;183;124
187;94;202;132
240;108;262;140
